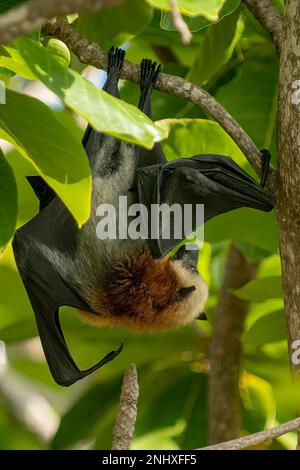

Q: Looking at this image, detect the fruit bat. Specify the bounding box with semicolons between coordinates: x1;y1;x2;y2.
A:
12;47;276;386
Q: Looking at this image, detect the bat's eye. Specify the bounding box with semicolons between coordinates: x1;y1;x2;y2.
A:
173;245;186;260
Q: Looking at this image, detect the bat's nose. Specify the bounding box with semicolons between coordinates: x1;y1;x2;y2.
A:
197;311;207;321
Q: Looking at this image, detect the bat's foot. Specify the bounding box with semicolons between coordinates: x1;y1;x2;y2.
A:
139;59;161;111
140;59;161;92
107;46;126;79
260;149;271;187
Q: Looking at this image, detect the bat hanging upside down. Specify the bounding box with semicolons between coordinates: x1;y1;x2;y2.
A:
12;47;276;386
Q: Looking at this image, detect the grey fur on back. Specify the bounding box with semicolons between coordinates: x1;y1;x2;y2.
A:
35;129;146;307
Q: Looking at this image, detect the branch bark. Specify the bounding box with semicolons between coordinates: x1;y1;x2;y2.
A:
276;0;300;447
200;417;300;450
41;18;276;188
169;0;192;45
243;0;282;52
112;364;139;450
209;244;260;444
0;0;121;45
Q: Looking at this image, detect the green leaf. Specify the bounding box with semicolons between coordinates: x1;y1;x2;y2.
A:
146;0;227;21
234;276;283;302
52;378;122;449
187;6;243;86
133;365;208;450
16;38;165;148
132;421;184;450
0;0;26;14
258;254;281;278
44;39;71;67
161;0;241;32
74;0;153;50
0;148;17;251
205;209;279;253
0;89;91;227
241;372;276;433
158;118;248;166
0;45;36;80
245;310;286;345
216;55;279;155
0;39;68;80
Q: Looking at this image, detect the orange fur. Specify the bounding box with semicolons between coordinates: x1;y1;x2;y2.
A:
79;248;208;331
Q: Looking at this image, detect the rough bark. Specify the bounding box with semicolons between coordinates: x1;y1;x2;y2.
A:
209;244;260;444
0;0;121;44
112;364;139;450
243;0;282;52
200;417;300;450
276;0;300;449
277;0;300;377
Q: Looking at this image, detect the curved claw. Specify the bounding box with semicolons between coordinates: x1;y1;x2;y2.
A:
140;58;162;91
260;149;272;187
107;46;126;77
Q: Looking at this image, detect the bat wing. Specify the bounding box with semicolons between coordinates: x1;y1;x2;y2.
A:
12;198;122;386
136;154;276;258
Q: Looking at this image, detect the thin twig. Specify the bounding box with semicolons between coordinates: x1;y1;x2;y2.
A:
0;0;121;45
199;417;300;450
112;364;139;450
42;18;276;188
243;0;282;52
169;0;192;45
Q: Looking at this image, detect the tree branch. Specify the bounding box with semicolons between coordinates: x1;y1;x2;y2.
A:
169;0;192;45
209;244;260;444
0;0;121;45
42;18;276;190
243;0;283;52
277;0;300;408
200;417;300;450
112;364;139;450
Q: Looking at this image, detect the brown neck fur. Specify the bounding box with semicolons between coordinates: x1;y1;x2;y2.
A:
92;249;179;324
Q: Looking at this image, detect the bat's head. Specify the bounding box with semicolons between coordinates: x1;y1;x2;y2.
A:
81;244;208;331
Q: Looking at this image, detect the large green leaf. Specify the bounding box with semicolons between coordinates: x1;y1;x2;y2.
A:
74;0;153;50
15;38;165;148
146;0;227;21
0;148;17;251
216;55;279;156
234;276;283;302
205;209;279;253
0;46;36;80
133;365;208;449
158;118;248;166
241;372;276;434
52;377;122;449
161;0;241;33
0;89;91;226
245;310;286;345
187;6;243;86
